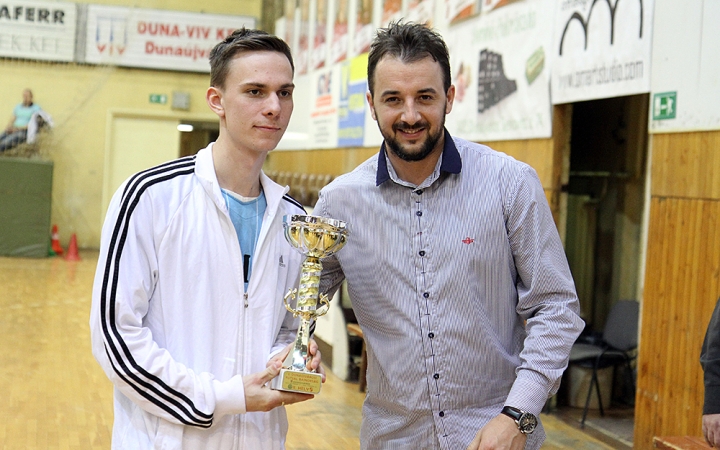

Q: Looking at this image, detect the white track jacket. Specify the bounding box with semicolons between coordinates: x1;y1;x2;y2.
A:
90;144;305;449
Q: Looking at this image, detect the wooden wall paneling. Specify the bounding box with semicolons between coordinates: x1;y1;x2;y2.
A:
635;198;686;447
635;197;720;448
265;147;377;178
637;129;720;447
485;138;554;187
269;141;554;177
651;131;720;200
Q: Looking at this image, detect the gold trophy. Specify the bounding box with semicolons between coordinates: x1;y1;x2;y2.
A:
270;214;348;394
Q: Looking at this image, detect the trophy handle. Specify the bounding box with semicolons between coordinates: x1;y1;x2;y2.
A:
314;293;330;317
283;289;299;316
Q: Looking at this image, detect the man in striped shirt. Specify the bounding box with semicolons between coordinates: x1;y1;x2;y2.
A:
316;21;584;449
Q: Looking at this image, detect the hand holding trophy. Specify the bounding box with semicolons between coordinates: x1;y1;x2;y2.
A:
270;214;348;394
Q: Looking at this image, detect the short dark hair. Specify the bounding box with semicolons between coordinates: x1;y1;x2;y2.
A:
367;21;451;96
209;28;294;88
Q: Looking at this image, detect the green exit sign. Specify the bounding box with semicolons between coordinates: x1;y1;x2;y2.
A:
149;94;167;105
653;92;677;120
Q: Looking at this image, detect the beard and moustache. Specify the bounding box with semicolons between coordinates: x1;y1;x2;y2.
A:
382;108;446;163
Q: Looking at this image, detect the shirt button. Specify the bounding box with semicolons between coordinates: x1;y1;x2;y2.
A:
439;411;445;417
423;292;429;298
415;189;423;195
419;250;425;256
416;210;423;216
428;332;434;338
433;373;440;379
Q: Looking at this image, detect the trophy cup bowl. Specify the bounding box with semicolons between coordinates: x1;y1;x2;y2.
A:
270;215;348;394
284;216;347;258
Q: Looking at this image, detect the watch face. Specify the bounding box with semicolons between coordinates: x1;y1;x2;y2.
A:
518;413;538;434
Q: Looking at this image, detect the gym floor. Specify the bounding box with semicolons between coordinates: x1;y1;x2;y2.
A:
0;251;630;449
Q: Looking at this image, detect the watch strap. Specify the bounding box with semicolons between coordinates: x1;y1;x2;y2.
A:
501;405;522;420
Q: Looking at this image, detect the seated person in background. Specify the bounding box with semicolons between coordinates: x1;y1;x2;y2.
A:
0;89;41;152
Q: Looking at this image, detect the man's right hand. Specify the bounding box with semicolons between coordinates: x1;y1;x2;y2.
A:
243;360;314;412
704;413;720;447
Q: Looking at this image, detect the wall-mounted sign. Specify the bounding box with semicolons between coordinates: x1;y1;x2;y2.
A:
652;92;677;121
0;0;77;61
149;93;167;104
551;0;654;104
79;5;255;72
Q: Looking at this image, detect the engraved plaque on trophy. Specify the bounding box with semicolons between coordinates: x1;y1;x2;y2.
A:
270;214;348;394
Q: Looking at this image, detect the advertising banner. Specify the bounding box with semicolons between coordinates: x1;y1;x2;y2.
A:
278;71;312;151
312;0;329;70
338;56;369;147
551;0;653;104
309;66;340;148
81;5;254;72
330;0;349;64
407;0;435;25
0;0;76;62
445;0;555;141
381;0;402;26
353;0;374;57
277;0;295;52
297;0;311;75
445;0;481;25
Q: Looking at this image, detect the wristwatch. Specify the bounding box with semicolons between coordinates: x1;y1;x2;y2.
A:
501;406;538;435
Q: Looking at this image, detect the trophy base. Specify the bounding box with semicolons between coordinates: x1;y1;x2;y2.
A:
270;368;322;394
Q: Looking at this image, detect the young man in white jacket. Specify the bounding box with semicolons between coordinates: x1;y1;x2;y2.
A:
90;29;322;449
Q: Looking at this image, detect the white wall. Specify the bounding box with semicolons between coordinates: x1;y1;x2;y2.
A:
649;0;720;132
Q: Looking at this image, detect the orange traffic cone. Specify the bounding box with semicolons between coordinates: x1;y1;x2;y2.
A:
50;224;64;256
65;233;81;261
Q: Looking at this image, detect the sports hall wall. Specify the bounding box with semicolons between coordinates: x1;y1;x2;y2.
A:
261;1;720;448
0;0;260;248
3;0;720;446
632;1;720;445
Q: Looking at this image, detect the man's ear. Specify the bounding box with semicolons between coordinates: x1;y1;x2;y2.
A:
445;84;456;115
366;91;377;121
206;86;224;117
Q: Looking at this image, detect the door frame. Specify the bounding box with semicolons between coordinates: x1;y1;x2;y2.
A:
101;109;217;230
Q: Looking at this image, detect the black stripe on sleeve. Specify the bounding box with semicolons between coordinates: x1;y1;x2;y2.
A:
99;156;215;428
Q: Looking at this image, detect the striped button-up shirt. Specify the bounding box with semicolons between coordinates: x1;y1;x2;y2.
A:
315;131;584;450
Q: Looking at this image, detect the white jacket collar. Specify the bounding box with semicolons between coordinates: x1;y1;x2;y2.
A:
194;143;290;217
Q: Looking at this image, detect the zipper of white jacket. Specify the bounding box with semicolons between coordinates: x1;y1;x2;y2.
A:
244;292;248;308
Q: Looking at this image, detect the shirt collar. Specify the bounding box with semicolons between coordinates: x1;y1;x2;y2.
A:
376;128;462;186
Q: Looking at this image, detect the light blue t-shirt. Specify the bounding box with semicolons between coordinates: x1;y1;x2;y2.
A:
13;103;41;128
222;188;267;291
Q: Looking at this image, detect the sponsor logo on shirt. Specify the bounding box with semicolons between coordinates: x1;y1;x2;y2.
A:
279;255;286;267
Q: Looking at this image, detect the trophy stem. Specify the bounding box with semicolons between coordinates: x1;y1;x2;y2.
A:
283;318;313;371
296;256;322;310
283;255;322;371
